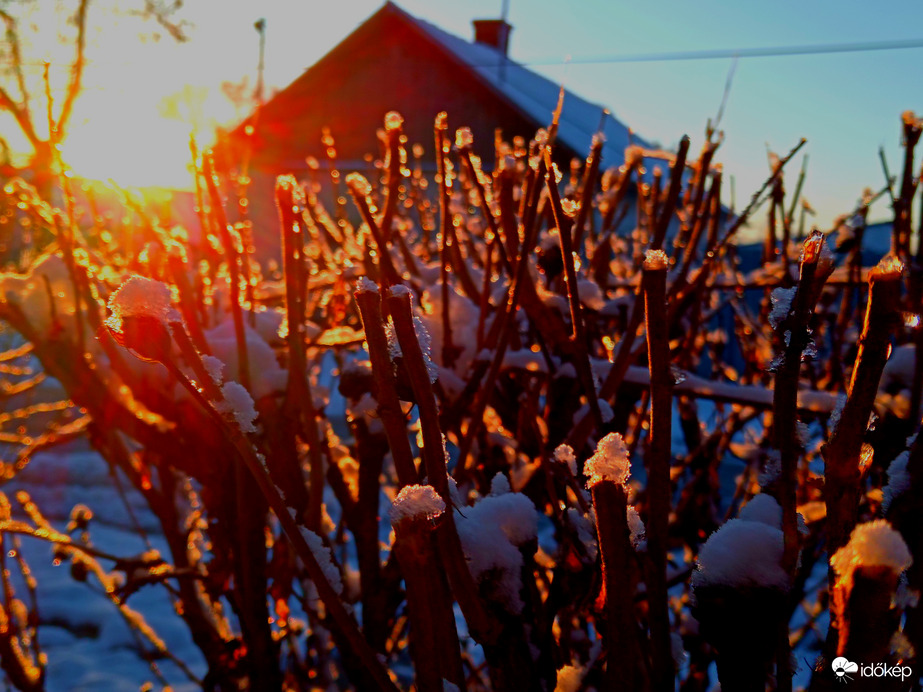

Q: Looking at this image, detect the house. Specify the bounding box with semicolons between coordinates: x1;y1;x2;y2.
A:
217;2;647;255
225;2;643;173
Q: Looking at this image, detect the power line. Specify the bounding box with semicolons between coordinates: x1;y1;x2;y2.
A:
4;36;923;71
516;37;923;66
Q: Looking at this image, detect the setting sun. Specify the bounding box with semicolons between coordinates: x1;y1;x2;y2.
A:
59;115;199;190
56;46;239;190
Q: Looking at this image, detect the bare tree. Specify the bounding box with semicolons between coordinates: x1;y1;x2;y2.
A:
0;0;188;197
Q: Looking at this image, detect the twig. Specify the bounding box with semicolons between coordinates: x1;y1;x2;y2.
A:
641;252;675;692
544;147;604;431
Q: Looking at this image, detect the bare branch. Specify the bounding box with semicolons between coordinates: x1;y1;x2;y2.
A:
0;83;39;147
130;0;190;42
0;10;31;120
55;0;89;137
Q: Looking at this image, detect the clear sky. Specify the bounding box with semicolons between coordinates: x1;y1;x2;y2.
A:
6;0;923;232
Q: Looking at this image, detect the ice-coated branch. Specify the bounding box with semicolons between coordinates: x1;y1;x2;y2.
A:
570;132;604;250
771;231;834;692
823;258;903;556
202;151;250;392
386;289;501;646
642;250;675;691
354;284;418;487
345;173;401;287
544;147;604;431
822;257;903;667
389;486;464;691
588;433;643;690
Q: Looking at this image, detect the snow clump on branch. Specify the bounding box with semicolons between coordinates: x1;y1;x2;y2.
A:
456;490;540;613
693;519;789;591
831;519;912;581
388;484;445;524
105;275;177;332
216;382;259;433
584;433;630;487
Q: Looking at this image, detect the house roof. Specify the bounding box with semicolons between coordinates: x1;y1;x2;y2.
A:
388;2;647;165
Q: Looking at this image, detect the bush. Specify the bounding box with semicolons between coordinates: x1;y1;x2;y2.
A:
0;110;920;691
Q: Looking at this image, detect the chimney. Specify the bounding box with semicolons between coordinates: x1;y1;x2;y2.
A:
472;19;512;56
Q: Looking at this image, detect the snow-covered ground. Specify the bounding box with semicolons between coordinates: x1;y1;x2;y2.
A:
6;445;205;691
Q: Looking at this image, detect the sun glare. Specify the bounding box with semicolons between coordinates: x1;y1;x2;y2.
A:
57;79;234;191
59;116;199;191
51;17;240;192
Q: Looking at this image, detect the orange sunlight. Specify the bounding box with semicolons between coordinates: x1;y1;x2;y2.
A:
53;21;241;191
58;80;238;191
59;116;198;191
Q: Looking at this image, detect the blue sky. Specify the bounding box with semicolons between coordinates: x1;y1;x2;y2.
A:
11;0;922;231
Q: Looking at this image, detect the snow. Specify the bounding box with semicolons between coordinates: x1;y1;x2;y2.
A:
216;381;258;433
828;393;847;434
554;444;577;476
693;519;789;590
883;451;911;511
584;432;630;488
739;493;782;527
455;491;540;613
348;392;384;435
490;472;511;496
801;231;834;267
388;484;445;524
644;249;669;270
555;362;577;379
503;348;547;373
201;355;224;384
418;287;483;376
768;286;796;330
299;528;344;595
3;447;206;690
566;508;598;560
831;519;912;579
106;275;176;331
577;279;605;311
403;6;649;165
412;316;439;383
870;255;904;280
355;276;379;294
384;319;402;360
671;632;688;667
880;344;916;393
204;318;287;400
627;505;646;548
738;493;806;535
250;307;286;345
